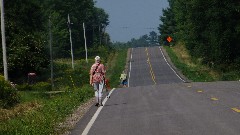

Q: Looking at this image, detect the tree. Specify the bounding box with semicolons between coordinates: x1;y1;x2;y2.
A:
0;0;49;79
160;0;240;70
158;0;176;45
126;31;160;47
0;0;110;81
149;31;158;45
41;0;109;58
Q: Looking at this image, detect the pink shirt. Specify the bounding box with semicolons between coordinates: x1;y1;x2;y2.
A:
90;62;105;83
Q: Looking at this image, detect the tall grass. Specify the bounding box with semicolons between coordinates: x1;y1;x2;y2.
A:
1;84;94;135
164;45;217;82
106;49;128;87
164;42;240;81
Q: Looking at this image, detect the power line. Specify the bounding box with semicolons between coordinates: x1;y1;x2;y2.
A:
106;26;158;30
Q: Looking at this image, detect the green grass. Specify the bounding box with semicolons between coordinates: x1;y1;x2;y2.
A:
0;48;129;135
107;49;128;87
164;45;240;82
164;46;216;82
1;86;94;135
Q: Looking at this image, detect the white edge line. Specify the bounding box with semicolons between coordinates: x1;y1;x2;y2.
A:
128;48;133;87
159;47;185;82
81;88;116;135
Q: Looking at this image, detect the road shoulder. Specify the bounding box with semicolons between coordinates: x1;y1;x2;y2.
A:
160;46;191;83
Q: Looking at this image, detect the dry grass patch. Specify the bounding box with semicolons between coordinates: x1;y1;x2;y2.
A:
0;101;41;121
171;42;220;80
172;42;196;67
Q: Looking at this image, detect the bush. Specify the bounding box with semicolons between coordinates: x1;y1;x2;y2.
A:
221;71;240;81
0;75;20;108
16;83;33;91
16;82;51;92
32;82;52;91
53;59;92;89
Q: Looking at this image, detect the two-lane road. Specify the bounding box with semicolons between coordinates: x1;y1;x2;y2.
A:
129;47;184;87
71;46;240;135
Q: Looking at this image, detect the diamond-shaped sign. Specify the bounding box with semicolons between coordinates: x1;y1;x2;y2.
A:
167;36;172;43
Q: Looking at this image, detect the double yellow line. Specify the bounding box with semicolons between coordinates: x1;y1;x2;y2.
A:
145;48;156;85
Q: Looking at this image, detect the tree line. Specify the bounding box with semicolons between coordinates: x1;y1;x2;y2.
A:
112;31;159;48
0;0;110;81
159;0;240;71
127;31;159;47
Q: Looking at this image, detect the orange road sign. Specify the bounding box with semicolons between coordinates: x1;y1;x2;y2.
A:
167;36;172;43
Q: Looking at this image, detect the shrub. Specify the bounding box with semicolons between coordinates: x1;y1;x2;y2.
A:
221;71;240;81
0;75;20;108
53;59;92;89
32;82;52;91
16;83;33;91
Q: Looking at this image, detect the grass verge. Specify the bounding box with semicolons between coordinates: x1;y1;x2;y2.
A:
164;42;240;81
106;49;128;88
164;43;218;82
0;85;94;135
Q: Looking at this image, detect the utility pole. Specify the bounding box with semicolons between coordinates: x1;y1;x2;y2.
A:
83;23;88;63
99;24;101;45
105;34;108;45
102;24;106;45
49;16;54;90
1;0;8;81
67;14;74;69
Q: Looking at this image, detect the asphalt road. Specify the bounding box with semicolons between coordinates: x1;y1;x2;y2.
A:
129;46;184;87
71;46;240;135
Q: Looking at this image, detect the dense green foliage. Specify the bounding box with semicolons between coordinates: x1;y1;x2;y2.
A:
52;59;93;90
159;0;240;72
0;75;20;108
3;0;49;79
0;0;110;81
16;82;51;92
41;0;109;58
159;1;176;45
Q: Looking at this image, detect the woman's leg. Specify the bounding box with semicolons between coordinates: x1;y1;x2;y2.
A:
98;81;104;106
93;82;100;106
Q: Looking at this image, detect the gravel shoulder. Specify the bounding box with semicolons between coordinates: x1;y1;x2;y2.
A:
56;98;95;135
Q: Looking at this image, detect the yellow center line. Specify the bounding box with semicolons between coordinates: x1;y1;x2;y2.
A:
232;108;240;113
211;97;219;101
145;48;156;85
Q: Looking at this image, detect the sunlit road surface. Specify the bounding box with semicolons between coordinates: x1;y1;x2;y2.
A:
71;46;240;135
128;46;185;86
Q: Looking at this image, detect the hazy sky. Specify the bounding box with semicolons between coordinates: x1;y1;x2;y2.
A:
95;0;169;42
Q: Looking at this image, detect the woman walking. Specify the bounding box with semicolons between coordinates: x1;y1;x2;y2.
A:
89;56;106;106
